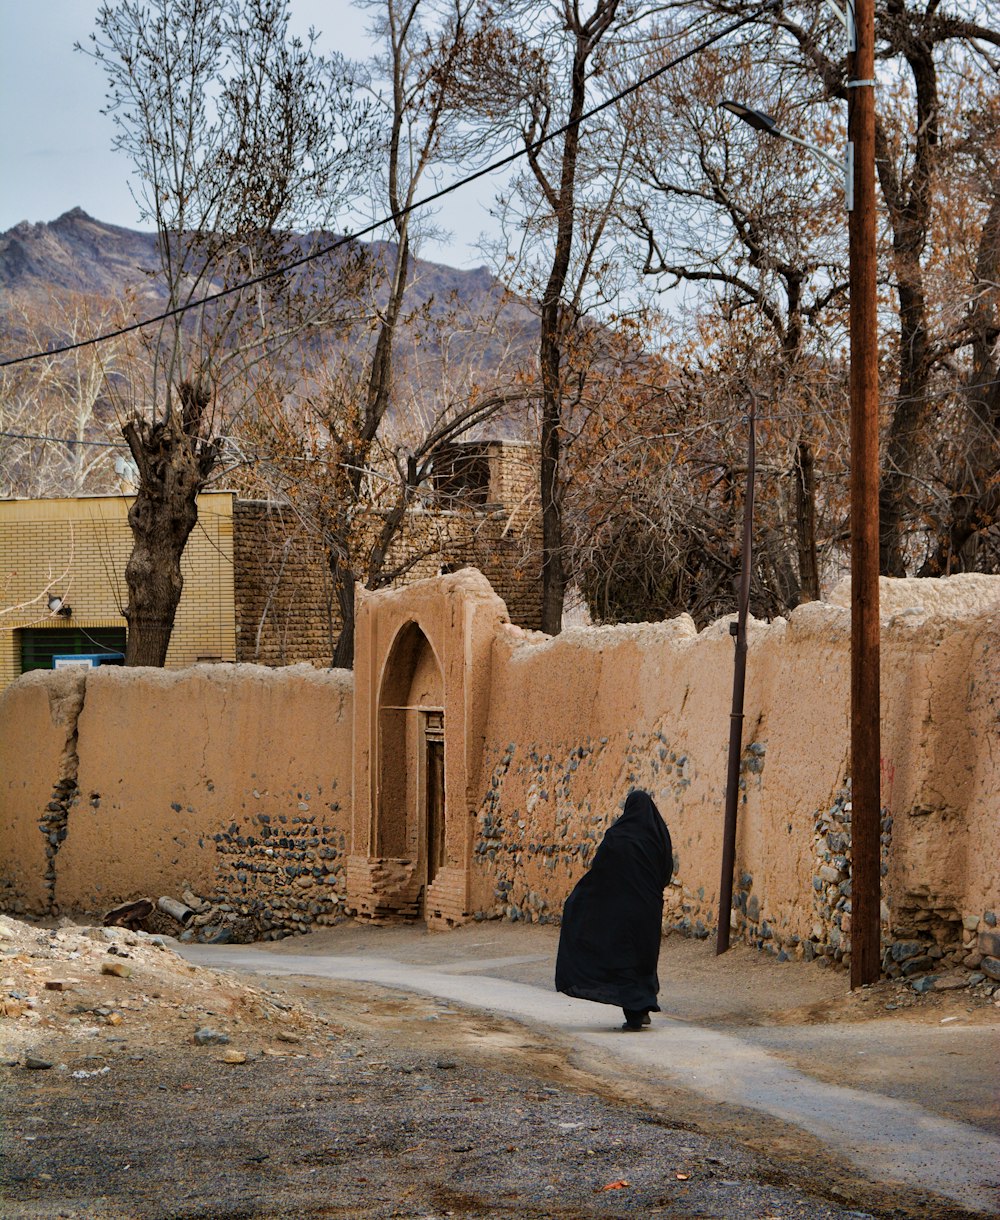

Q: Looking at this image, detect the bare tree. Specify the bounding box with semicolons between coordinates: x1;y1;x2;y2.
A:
457;0;657;633
82;0;371;664
723;0;998;574
621;38;850;606
233;278;532;665
916;86;1000;573
565;310;850;626
313;0;503;667
619;0;1000;579
0;295;128;498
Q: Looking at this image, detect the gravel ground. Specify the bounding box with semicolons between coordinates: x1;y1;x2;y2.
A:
0;915;987;1220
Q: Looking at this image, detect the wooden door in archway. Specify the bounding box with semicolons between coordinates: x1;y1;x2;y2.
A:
423;711;445;904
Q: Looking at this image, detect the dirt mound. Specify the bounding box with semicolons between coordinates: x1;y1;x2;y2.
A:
0;913;334;1072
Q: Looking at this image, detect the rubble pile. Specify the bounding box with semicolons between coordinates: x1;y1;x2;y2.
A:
0;912;334;1072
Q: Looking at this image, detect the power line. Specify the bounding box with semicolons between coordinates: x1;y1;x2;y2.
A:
0;7;772;371
0;430;128;449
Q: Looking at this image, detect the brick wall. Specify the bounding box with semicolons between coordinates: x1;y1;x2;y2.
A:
233;501;335;666
1;442;542;685
232;441;543;667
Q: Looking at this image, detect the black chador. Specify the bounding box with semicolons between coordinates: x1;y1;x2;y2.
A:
555;789;673;1030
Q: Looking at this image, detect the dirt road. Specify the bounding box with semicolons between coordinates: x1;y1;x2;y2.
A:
2;915;997;1219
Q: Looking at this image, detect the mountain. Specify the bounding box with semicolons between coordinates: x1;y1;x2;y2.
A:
0;210;537;498
0;207;537;346
0;208;165;305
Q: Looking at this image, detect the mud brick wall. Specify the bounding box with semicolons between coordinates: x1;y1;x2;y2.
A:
0;664;354;936
232;442;543;669
374;440;542;630
395;505;542;631
2;573;997;975
467;579;1000;972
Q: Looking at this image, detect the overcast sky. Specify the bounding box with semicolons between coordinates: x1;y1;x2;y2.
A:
0;1;495;266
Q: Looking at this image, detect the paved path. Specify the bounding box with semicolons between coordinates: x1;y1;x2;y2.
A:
180;933;1000;1215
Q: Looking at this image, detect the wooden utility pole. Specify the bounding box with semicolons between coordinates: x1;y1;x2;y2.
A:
848;0;882;988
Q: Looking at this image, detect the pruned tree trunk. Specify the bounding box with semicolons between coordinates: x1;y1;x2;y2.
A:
122;384;220;667
794;439;821;601
331;558;357;671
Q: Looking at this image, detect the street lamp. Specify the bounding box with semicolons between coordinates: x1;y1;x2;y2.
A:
716;2;881;989
718;100;853;208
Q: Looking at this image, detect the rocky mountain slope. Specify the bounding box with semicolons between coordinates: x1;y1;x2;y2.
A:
0;207;536;347
0;210;537;496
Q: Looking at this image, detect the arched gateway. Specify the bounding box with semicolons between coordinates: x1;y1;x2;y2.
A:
345;571;508;927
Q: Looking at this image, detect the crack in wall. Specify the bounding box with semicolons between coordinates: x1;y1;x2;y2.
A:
39;674;87;913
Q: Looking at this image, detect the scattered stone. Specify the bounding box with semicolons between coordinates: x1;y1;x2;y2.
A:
978;930;1000;959
980;956;1000;982
901;956;935;977
101;962;132;979
44;980;71;991
931;974;968;991
910;976;939;994
24;1056;53;1069
193;1027;230;1046
436;1058;457;1070
71;1065;111;1079
220;1050;247;1064
275;1031;301;1044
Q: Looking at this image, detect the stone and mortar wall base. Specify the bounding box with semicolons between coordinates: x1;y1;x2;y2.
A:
203;801;348;939
135;789;352;944
470;744;999;998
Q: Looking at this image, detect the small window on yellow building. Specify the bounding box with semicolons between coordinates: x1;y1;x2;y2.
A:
19;627;127;673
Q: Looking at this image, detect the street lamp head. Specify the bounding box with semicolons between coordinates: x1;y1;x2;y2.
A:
718;100;780;136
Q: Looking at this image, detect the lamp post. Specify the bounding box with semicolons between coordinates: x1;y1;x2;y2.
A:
718;0;881;987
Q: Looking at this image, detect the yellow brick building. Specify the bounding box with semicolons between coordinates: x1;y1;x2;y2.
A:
0;493;237;689
1;442;543;688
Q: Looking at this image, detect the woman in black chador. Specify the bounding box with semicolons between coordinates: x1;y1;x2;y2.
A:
555;789;673;1031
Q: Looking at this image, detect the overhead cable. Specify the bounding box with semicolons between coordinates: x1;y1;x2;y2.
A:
0;7;770;370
